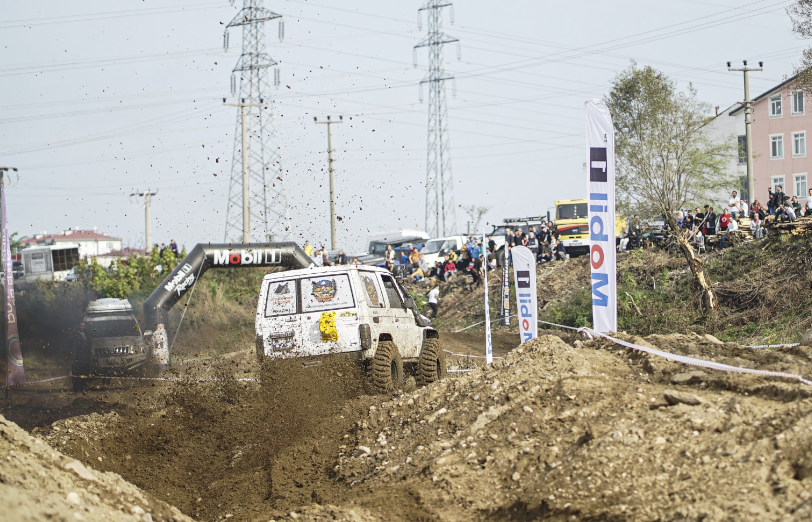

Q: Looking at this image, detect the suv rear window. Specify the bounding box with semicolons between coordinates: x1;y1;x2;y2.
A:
264;279;298;317
301;274;355;313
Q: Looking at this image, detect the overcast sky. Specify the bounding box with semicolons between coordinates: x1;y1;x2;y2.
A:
0;0;805;253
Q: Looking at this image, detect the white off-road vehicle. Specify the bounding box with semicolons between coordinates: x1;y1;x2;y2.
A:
255;265;445;393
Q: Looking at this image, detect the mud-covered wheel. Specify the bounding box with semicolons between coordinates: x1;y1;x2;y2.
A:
417;337;446;385
370;340;404;394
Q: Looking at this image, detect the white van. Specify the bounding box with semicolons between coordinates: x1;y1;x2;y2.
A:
255;265;444;392
420;235;468;267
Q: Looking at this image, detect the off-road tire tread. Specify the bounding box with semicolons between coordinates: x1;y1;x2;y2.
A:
370;340;404;393
417;337;446;385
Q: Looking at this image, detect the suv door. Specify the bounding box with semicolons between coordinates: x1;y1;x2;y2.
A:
380;274;422;358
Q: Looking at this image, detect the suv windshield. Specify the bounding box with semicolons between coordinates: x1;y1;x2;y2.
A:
557;204;587;220
369;242;388;255
86;316;140;338
421;239;445;254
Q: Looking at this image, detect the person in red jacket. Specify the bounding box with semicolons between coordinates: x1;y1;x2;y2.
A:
718;208;731;233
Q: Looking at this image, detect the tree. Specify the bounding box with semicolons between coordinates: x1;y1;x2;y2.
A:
461;205;491;235
605;64;734;311
789;1;812;90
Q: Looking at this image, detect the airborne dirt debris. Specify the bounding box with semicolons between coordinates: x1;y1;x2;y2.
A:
2;332;808;521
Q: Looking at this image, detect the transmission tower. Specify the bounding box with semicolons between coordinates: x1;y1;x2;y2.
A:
222;0;291;243
415;0;459;237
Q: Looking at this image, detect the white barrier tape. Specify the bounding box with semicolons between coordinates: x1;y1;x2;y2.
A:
70;374;260;383
538;320;580;332
447;369;476;373
453;314;517;333
6;375;70;387
583;328;812;387
442;349;501;360
744;343;801;349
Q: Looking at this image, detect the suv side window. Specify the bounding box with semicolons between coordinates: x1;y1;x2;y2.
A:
360;273;383;307
381;275;403;308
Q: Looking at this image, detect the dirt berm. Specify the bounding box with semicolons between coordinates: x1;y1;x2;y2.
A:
0;412;192;522
20;332;812;521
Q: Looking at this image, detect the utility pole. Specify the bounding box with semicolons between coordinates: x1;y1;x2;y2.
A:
314;116;343;250
728;60;763;204
130;189;158;251
222;0;291;243
224;98;262;243
415;0;460;237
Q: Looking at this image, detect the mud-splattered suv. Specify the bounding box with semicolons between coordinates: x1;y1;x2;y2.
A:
71;298;148;391
255;265;445;393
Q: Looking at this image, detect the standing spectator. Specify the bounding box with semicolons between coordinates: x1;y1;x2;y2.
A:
321;248;332;267
750;214;763;239
807;188;812;216
350;257;361;266
717;208;731;233
515;228;528;247
487;235;496;254
170;239;179;257
312;247;324;267
505;228;515;249
470;255;484;287
527;232;539;258
427;287;440;318
684;209;695;230
159;243;167;257
703;207;717;236
769;185;785;215
471;241;482;261
303;241;314;257
384;244;396;265
618;229;629;252
408;245;422;271
728;190;742;219
628;215;643;248
334;250;348;265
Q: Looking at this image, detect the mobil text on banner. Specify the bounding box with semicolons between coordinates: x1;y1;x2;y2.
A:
510;246;538;343
585;99;618;334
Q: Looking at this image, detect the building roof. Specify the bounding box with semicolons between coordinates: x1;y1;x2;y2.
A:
21;229;122;246
730;73;799;116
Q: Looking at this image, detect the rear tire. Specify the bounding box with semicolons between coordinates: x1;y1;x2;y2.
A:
417;337;446;385
370;340;404;394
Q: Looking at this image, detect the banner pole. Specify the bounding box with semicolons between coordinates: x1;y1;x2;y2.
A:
483;227;493;364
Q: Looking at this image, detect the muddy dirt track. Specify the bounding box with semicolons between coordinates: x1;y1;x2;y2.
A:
5;331;812;521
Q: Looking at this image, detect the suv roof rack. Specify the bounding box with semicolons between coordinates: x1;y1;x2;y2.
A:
86;298;133;314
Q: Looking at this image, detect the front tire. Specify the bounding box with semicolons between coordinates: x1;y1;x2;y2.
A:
369;340;404;394
417;337;446;385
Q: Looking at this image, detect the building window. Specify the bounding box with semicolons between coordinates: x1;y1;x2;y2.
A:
772;176;785;193
737;135;747;165
794;131;807;157
770;95;783;118
795;173;808;197
770;134;784;159
793;90;805;115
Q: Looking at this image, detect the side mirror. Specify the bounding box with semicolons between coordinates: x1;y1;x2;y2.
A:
403;295;416;309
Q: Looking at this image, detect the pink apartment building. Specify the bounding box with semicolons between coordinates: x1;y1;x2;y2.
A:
733;75;811;207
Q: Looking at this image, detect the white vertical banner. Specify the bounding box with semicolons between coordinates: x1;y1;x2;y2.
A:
511;246;538;343
585;99;617;333
483;228;493;364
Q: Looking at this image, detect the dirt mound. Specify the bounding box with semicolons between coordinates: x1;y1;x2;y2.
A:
24;331;812;521
0;413;192;522
319;334;812;521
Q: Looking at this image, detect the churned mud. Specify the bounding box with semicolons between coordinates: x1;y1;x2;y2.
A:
3;331;812;521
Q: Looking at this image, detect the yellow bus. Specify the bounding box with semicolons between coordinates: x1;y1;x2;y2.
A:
555;199;626;256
